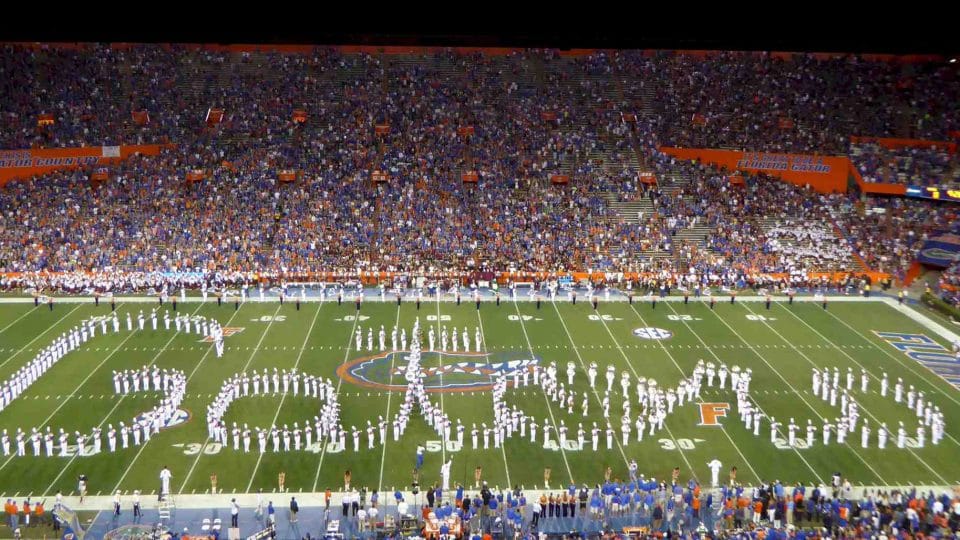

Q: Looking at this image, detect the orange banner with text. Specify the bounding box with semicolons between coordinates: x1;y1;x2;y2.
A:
0;145;171;186
659;147;849;193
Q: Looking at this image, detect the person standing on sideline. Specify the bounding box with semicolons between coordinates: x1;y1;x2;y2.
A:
34;500;44;529
133;490;142;519
289;497;299;523
159;466;172;501
707;458;722;487
441;459;453;491
78;474;88;503
113;491;121;516
210;473;217;494
230;498;240;528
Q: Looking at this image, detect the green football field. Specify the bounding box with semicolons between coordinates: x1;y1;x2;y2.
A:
0;295;959;501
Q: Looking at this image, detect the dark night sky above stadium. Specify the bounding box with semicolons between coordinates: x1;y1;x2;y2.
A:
1;10;954;56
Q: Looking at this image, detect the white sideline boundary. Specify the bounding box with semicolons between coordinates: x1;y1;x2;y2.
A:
19;484;959;511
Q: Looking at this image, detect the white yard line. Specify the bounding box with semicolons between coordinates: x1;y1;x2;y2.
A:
245;302;324;492
816;304;960;409
0;304;43;334
583;302;698;481
179;304;282;494
620;302;758;483
431;297;448;466
705;303;888;484
0;306;141;475
182;306;248;384
46;304;206;494
0;304;83;371
113;304;247;495
752;302;949;484
474;302;512;489
659;302;824;484
546;300;634;474
311;310;361;492
510;299;577;484
376;304;403;493
782;303;960;441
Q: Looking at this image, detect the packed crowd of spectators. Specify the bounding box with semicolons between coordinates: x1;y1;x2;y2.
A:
2;45;959;291
266;479;960;539
840;196;959;280
852;142;960;187
763;221;855;274
937;262;960;306
5;45;958;157
613;50;960;154
629;153;861;276
467;480;960;538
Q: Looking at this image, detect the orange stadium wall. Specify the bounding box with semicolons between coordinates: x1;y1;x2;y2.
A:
659;147;849;193
846;157;908;195
0;145;171;186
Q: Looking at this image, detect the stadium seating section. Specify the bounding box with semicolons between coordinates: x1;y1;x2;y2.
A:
1;45;958;290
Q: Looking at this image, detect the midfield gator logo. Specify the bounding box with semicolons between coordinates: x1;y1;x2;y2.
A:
337;351;541;393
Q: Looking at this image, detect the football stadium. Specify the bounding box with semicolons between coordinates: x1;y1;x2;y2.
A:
0;22;960;540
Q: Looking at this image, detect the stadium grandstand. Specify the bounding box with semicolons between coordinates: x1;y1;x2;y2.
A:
1;20;960;540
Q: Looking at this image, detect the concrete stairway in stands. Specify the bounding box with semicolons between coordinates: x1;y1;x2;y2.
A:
597;194;672;263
